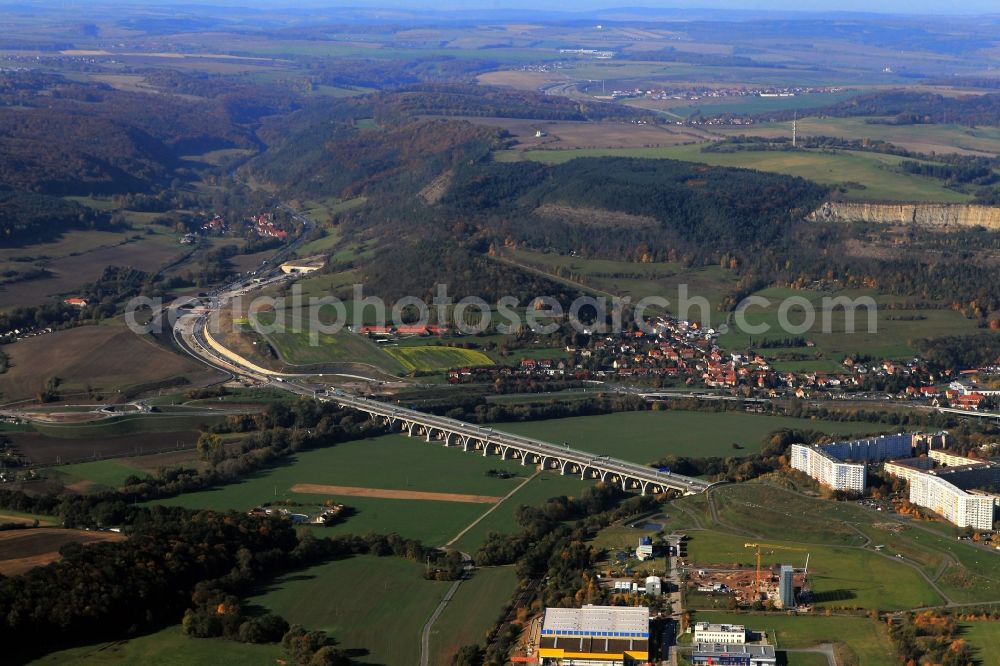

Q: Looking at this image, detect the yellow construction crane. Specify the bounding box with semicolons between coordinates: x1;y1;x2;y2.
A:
743;543;808;595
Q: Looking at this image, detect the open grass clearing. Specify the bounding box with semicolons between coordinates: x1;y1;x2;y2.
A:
247;555;450;666
45;459;144;492
383;345;495;372
693;612;896;666
150;433;558;546
498;410;906;465
495;144;971;203
26;625;280;666
716;116;1000;156
499;247;739;316
450;473;588;553
679;481;1000;605
717;286;989;363
683;528;943;610
960;621;1000;666
428;566;518;666
265;326;406;372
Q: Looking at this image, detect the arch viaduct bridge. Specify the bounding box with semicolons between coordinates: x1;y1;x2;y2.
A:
321;390;714;496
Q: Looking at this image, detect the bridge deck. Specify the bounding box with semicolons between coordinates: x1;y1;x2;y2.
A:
322;391;713;495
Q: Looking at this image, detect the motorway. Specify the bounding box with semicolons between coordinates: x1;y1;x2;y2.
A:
167;217;714;495
312;389;713;495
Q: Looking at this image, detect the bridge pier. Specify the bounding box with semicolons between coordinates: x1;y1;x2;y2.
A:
323;395;711;497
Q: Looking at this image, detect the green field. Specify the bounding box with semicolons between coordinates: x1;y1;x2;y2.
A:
501;247;738;316
265;326;406;372
27;626;280;666
247;555;450;666
960;621;1000;666
46;459;143;491
693;612;897;666
30;414;229;439
384;345;495;372
428;566;518;665
499;410;906;465
717;116;1000;157
152;433;564;547
450;473;588;553
495;144;971;202
676;481;1000;608
785;653;833;666
717;286;990;365
684;528;942;610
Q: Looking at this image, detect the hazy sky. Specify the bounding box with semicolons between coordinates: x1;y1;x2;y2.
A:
326;0;998;14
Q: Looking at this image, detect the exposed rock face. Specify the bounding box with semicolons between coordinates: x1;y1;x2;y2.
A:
809;201;1000;230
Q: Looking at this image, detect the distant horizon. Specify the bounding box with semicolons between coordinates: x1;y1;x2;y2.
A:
5;0;1000;18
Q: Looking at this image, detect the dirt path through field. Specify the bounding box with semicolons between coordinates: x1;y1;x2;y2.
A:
290;484;501;504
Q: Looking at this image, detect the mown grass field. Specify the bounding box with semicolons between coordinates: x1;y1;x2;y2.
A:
499;410;905;465
717;286;990;365
694;612;897;666
716;116;1000;156
450;473;587;553
785;653;833;666
151;433;555;546
247;555;450;666
684;528;943;610
265;327;406;372
428;566;518;665
45;459;144;491
27;625;280;666
960;621;1000;666
499;246;739;316
384;345;495;372
677;481;1000;607
495;144;971;202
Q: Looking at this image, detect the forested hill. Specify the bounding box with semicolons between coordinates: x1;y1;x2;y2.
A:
0;70;291;198
362;239;581;305
246;83;655;201
372;84;656;123
249;117;506;201
440;157;829;262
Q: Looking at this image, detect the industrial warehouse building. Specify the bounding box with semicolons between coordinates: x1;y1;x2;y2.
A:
691;643;777;666
790;433;915;492
538;605;649;665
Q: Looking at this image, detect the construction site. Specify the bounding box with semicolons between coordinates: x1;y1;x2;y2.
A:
683;543;812;609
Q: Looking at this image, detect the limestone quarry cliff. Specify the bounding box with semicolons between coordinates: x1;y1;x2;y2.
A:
809;201;1000;230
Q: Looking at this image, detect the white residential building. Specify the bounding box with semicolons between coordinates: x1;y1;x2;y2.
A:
790;444;866;492
790;434;915;492
908;470;997;531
